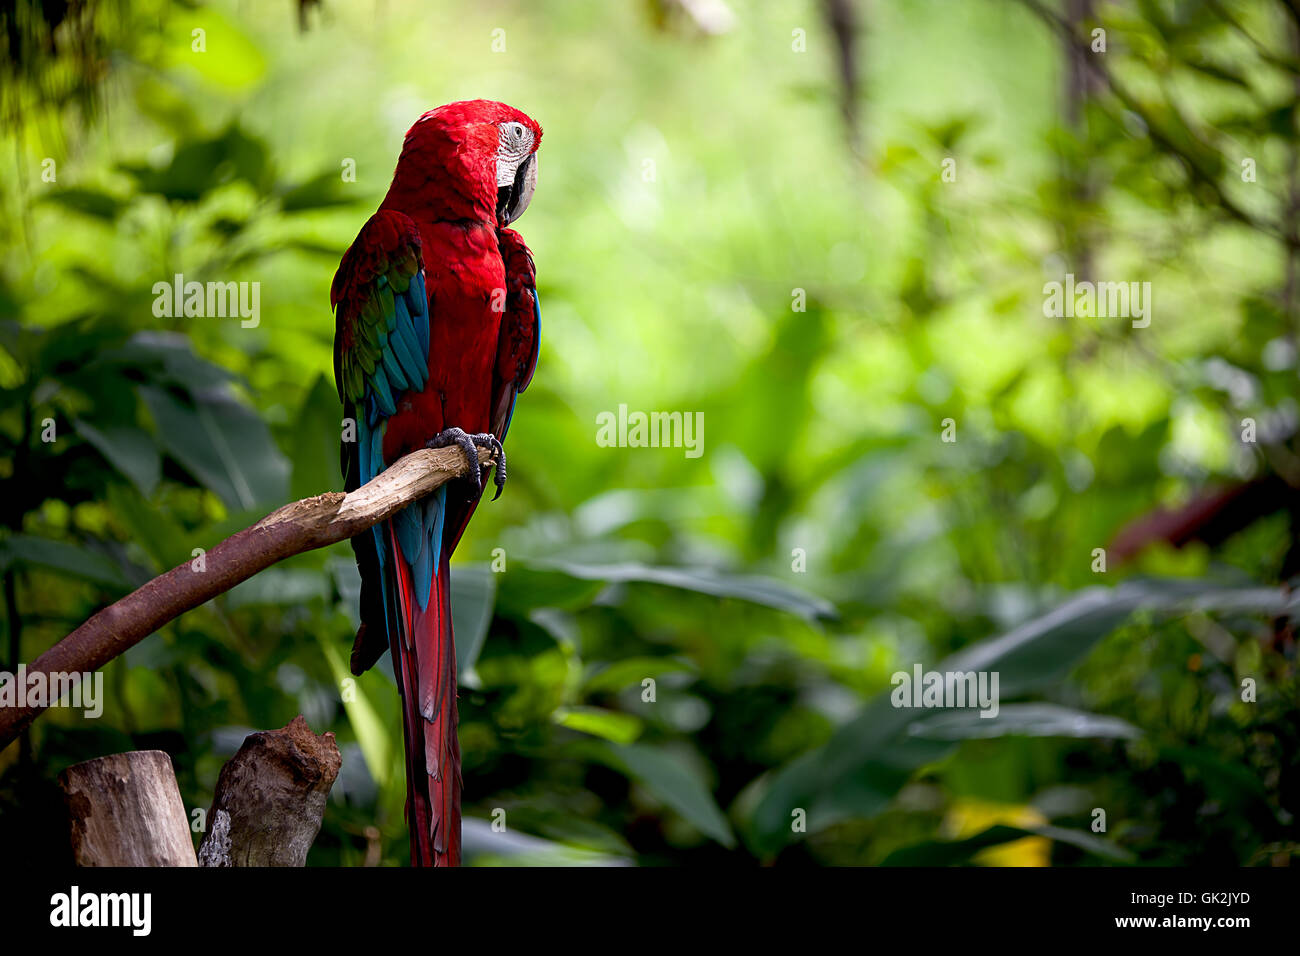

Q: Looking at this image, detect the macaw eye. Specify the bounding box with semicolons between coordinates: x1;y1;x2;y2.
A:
511;123;525;140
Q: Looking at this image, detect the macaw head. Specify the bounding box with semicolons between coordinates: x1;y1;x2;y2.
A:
385;99;542;226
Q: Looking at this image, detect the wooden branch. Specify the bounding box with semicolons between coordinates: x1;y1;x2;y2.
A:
60;750;197;866
0;444;490;749
197;716;341;867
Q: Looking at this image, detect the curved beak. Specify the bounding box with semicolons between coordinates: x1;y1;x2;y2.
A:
498;153;537;225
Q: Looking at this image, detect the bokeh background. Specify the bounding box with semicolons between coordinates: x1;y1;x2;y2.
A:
1;0;1297;866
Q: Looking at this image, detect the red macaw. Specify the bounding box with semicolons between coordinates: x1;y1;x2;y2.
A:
331;101;541;866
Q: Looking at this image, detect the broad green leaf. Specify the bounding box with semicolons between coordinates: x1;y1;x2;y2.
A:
531;559;836;622
72;418;161;497
553;706;643;744
0;535;131;590
318;637;392;788
495;564;608;616
462;818;632;867
105;484;189;570
225;568;330;609
287;374;343;503
330;555;362;623
41;188;126;221
582;656;694;694
750;579;1300;853
599;743;735;847
139;384;288;511
94;332;238;392
452;563;497;685
279;170;359;212
943;579;1299;697
908;704;1143;741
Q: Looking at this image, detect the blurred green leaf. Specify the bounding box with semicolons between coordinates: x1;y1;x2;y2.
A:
287;374;342;503
582;656;694;694
138;383;288;511
752;580;1300;853
533;559;836;622
118;124;270;202
452;563;497;684
319;636;393;789
225;567;330;609
908;704;1143;741
0;534;131;590
599;743;735;848
41;188;126;221
72;418;161;497
880;824;1133;865
462;818;632;866
279;170;359;212
553;706;642;744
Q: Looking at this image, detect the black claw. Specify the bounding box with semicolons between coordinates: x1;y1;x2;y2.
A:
426;427;483;493
425;428;506;500
466;432;506;501
491;449;506;501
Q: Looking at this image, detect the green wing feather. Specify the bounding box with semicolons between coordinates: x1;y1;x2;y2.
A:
332;211;429;413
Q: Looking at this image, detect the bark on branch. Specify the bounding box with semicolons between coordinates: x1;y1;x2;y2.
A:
0;445;491;749
60;750;197;866
197;716;342;867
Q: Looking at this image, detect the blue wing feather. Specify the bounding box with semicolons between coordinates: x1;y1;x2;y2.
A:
361;263;443;612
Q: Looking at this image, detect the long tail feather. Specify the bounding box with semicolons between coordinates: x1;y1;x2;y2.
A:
385;504;461;867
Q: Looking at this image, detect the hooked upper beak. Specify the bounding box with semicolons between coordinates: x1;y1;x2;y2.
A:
498;153;537;226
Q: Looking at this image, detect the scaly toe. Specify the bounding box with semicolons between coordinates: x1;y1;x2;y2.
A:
426;427;483;492
468;433;506;500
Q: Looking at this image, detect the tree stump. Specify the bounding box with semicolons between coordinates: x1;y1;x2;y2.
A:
60;750;197;866
197;715;341;866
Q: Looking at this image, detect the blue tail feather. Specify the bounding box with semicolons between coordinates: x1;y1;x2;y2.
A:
394;501;423;563
412;486;446;611
358;417;387;567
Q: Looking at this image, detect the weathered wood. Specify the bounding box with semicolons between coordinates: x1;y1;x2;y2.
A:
60;750;197;867
0;444;492;748
197;715;341;867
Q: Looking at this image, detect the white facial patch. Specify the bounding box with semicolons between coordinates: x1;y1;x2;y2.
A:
496;121;535;186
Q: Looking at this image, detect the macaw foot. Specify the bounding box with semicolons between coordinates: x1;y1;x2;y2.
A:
425;427;507;500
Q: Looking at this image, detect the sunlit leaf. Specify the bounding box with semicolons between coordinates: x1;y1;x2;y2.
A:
553;706;643;744
319;637;392;789
582;656;694;694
